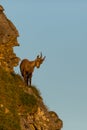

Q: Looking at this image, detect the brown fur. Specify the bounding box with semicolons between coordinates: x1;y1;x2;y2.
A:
20;53;45;86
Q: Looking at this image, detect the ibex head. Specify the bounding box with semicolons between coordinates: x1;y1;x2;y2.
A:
35;52;46;68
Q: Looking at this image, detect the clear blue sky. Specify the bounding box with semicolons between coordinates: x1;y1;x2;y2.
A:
1;0;87;130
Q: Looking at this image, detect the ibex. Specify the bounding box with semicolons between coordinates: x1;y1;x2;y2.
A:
20;53;46;86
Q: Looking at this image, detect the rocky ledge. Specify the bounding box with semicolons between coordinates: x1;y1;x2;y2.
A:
0;5;20;72
0;5;63;130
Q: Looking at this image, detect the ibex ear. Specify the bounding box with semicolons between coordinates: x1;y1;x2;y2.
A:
37;55;39;58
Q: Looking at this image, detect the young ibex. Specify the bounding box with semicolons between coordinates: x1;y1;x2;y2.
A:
20;53;46;86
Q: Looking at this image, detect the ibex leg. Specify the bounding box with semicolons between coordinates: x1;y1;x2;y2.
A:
29;73;32;86
24;72;28;86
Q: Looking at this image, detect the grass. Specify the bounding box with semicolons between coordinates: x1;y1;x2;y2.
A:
30;85;42;99
0;112;21;130
0;67;40;130
20;91;37;113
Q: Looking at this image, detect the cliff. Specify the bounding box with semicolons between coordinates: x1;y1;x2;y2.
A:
0;5;63;130
0;5;20;72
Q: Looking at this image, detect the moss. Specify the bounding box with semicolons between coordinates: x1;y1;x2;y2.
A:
0;67;40;129
20;91;38;113
0;111;21;130
31;85;42;99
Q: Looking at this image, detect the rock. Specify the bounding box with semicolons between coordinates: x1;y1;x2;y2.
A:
0;5;20;72
5;108;9;114
0;104;4;108
0;5;63;130
0;5;4;11
20;99;63;130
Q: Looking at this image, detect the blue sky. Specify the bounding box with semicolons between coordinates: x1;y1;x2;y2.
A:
0;0;87;130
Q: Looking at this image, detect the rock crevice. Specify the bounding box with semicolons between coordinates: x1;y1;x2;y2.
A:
0;5;20;72
0;5;63;130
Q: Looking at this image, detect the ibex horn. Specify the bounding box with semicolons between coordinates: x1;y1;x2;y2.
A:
40;52;42;58
43;56;46;61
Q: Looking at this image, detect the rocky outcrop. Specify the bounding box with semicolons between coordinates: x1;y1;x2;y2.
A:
20;107;63;130
0;5;63;130
0;5;20;72
19;87;63;130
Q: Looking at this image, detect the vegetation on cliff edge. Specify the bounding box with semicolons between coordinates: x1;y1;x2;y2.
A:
0;67;41;130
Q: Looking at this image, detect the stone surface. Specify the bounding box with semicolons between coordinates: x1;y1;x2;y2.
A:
20;87;63;130
0;5;20;72
20;106;63;130
0;5;63;130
